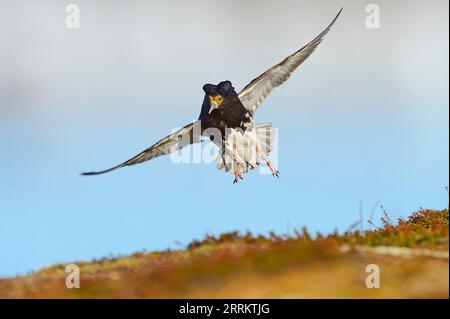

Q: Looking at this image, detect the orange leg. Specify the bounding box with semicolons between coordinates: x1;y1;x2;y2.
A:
267;161;280;178
233;163;243;184
225;144;246;183
256;142;279;177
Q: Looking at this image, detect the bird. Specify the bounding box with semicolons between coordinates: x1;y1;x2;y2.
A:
82;9;342;183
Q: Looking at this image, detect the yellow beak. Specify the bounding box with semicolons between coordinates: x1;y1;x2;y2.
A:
208;95;223;114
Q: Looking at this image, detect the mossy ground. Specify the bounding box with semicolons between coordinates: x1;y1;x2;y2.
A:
0;208;448;298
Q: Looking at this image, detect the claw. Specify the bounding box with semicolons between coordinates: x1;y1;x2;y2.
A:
267;161;280;178
233;163;243;184
233;174;243;184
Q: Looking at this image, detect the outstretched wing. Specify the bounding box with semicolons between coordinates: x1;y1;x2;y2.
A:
81;121;200;175
238;8;342;115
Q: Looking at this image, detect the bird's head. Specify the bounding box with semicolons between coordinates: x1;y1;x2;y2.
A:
202;81;234;114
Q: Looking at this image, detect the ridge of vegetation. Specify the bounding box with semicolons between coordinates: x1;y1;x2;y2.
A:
0;208;448;298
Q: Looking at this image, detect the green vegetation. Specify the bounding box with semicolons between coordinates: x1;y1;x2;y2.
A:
343;208;449;248
0;208;448;298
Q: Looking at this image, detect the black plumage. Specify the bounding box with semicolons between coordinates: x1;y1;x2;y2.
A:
199;81;251;138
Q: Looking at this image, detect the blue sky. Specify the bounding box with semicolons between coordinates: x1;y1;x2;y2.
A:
0;0;448;277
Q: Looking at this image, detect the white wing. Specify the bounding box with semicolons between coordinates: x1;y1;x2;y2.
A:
238;9;342;115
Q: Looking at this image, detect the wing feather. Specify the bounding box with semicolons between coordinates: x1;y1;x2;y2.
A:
238;8;342;115
81;121;200;175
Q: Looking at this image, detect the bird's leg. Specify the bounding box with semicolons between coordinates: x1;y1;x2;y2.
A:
224;144;245;183
256;143;262;155
267;161;280;178
221;140;227;168
224;144;244;166
256;142;279;178
231;151;245;183
233;162;243;184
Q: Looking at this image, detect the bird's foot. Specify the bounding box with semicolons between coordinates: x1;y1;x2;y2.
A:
233;164;244;184
267;161;280;178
